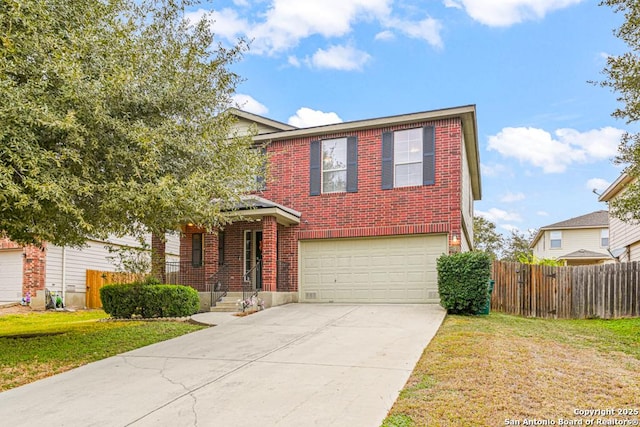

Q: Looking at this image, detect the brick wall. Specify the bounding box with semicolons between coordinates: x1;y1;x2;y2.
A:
261;118;463;240
182;118;465;293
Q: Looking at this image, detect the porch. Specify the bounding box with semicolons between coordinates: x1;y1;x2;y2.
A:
162;196;301;310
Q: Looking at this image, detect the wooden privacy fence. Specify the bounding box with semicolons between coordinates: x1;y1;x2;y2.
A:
85;270;144;309
491;261;640;319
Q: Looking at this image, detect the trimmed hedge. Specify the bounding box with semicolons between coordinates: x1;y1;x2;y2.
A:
437;251;492;314
100;282;199;318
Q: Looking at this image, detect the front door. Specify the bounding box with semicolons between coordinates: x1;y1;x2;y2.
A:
244;230;263;290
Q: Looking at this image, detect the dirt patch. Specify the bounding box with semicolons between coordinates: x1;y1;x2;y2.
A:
0;304;37;316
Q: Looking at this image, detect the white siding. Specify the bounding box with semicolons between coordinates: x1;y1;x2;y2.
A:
45;233;180;294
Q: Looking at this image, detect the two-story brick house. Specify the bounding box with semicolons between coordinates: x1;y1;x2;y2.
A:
179;105;481;306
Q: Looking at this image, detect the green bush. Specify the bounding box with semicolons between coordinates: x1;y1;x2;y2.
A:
437;251;492;314
100;283;199;318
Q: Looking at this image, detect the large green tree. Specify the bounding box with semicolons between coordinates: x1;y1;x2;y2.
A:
0;0;262;246
473;216;504;259
599;1;640;220
501;229;535;262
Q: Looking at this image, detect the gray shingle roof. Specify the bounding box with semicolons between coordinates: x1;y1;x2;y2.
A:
540;210;608;230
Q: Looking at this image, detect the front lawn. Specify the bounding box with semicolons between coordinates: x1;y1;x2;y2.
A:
0;310;206;391
383;313;640;426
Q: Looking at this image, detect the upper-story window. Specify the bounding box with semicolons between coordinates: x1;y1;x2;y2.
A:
550;231;562;249
322;138;347;193
309;137;358;195
382;126;435;189
601;229;609;247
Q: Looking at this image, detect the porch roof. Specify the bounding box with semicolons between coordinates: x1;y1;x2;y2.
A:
558;249;611;260
232;195;301;226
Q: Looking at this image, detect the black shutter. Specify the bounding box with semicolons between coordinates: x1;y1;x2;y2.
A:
346;136;358;193
310;140;321;196
381;132;394;190
423;126;435;186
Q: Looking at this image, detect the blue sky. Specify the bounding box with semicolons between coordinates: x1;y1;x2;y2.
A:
188;0;635;236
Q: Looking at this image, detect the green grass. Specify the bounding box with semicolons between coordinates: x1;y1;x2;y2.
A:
383;313;640;426
0;310;207;391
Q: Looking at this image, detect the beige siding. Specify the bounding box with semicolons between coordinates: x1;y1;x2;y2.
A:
460;134;474;250
609;215;640;253
533;228;608;260
231;117;282;136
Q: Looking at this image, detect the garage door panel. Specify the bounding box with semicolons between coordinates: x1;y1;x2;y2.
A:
0;250;23;302
300;235;447;303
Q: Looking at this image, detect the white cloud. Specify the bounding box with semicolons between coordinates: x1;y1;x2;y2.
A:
385;16;443;49
537;211;549;217
374;30;395;41
287;108;343;127
487;126;623;173
201;0;444;58
500;192;525;203
476;208;522;223
248;0;392;54
232;94;269;115
587;178;611;194
288;56;301;67
307;44;371;71
480;163;510;177
185;8;250;40
501;224;520;233
445;0;584;27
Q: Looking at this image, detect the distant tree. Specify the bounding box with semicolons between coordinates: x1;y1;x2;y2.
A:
0;0;261;246
597;1;640;221
501;229;536;262
473;216;504;259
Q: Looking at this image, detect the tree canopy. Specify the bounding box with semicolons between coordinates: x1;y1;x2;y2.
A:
0;0;262;246
473;216;504;259
599;1;640;221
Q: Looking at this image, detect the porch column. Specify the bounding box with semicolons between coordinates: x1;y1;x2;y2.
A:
262;216;277;292
204;232;219;287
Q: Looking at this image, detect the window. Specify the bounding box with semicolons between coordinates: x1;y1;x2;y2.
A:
550;231;562;249
394;128;423;187
309;137;358;195
601;229;609;247
322;138;347;193
218;231;225;266
192;233;203;267
382;126;435;190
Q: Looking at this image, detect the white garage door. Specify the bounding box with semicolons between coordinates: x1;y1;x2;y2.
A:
0;250;23;302
300;235;447;303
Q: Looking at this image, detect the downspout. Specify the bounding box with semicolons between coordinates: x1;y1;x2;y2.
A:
62;246;67;305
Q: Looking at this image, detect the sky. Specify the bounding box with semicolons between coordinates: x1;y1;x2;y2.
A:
187;0;636;236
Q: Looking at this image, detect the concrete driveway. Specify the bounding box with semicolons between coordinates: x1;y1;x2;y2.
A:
0;304;445;427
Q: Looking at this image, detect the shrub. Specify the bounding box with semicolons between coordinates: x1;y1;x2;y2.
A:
100;283;199;318
437;251;492;314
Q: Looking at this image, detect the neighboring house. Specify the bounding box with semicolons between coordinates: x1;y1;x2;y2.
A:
598;172;640;262
178;105;481;305
530;210;611;266
0;235;180;308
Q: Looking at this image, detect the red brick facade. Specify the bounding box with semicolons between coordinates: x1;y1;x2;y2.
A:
0;237;46;299
180;115;468;294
